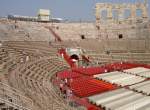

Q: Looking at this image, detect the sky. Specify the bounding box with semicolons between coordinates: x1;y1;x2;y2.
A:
0;0;149;21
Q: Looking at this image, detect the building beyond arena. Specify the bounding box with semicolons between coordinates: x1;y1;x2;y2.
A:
1;0;150;110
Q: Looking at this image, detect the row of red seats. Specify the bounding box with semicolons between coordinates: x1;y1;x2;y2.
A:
73;67;107;76
143;65;150;69
105;62;141;71
72;62;142;76
70;77;117;97
57;70;83;79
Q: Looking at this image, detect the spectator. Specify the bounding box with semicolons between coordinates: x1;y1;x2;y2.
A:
26;56;29;62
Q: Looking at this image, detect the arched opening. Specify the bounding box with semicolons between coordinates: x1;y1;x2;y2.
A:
118;34;123;39
136;9;142;17
124;9;131;19
70;54;79;61
101;10;107;20
112;10;119;20
81;35;85;39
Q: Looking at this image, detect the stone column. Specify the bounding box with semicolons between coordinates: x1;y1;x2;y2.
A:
95;4;101;39
107;5;113;20
142;4;148;18
95;5;101;24
118;7;124;20
131;5;136;20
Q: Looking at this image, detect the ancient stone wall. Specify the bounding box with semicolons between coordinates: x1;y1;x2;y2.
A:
51;22;97;40
0;17;150;52
95;0;149;39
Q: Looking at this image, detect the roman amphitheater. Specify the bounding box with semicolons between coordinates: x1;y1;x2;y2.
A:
1;1;150;110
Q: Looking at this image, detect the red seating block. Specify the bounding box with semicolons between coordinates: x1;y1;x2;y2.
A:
70;77;117;97
57;70;82;79
73;67;107;76
105;62;140;71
